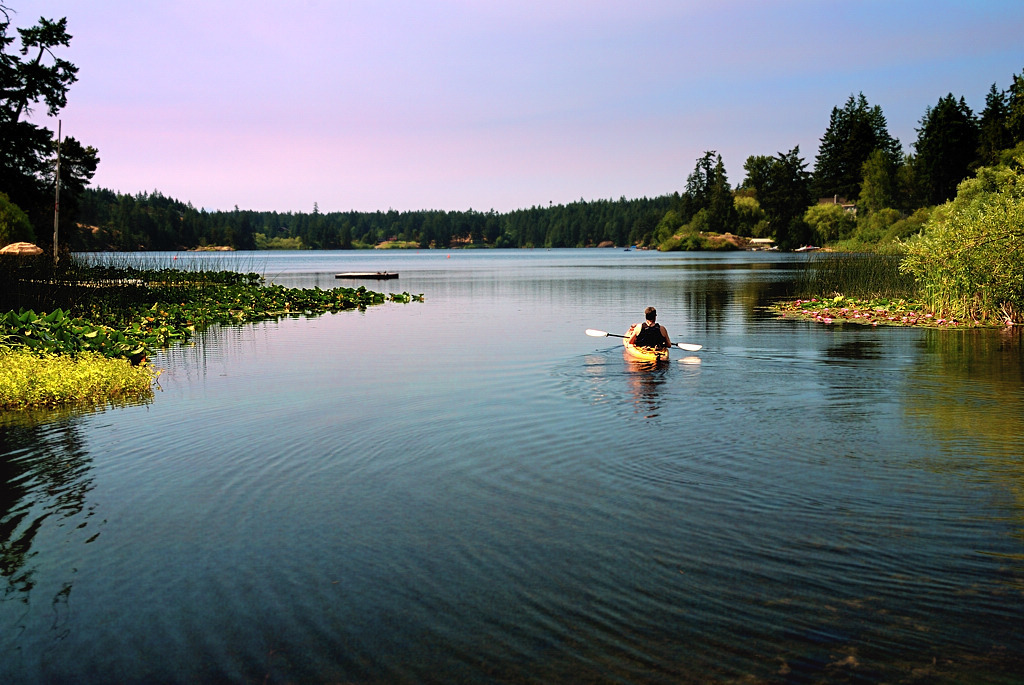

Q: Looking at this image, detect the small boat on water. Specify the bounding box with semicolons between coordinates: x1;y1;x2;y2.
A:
622;328;670;362
335;272;399;280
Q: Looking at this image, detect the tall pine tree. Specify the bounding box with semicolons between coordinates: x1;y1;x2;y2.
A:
759;147;813;249
914;94;980;205
1007;69;1024;148
707;155;737;234
977;83;1010;167
812;93;902;202
681;151;735;232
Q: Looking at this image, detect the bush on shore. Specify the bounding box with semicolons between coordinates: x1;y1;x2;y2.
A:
900;162;1024;325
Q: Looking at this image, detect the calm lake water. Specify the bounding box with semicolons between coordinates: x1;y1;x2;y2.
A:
2;249;1023;683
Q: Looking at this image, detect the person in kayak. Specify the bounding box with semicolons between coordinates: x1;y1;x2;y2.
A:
627;307;672;348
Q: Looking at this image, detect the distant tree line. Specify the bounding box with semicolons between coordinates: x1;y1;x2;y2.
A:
2;4;1023;253
73;66;1024;253
72;191;675;251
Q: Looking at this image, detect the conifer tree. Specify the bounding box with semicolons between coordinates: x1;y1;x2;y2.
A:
1007;69;1024;147
812;93;902;202
914;94;980;205
977;83;1010;167
759;147;813;249
0;5;96;244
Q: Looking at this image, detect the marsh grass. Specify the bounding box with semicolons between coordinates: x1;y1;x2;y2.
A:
0;346;156;410
1;254;162;315
75;250;268;276
794;252;918;299
1;253;267;329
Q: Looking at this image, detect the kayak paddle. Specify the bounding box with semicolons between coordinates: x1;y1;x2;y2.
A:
585;328;703;352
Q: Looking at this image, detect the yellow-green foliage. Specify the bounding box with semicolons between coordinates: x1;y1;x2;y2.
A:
803;203;856;243
900;162;1024;324
253;233;306;250
733;196;765;236
0;347;156;410
375;240;420;249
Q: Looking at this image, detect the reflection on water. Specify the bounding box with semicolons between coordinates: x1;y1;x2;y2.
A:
0;415;99;624
623;354;668;418
907;328;1024;517
2;250;1023;683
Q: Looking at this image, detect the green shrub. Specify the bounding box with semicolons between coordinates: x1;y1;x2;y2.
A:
900;162;1024;323
0;191;35;245
652;209;686;245
880;207;932;243
804;203;856;243
853;208;902;244
660;232;704;251
253;233;306;250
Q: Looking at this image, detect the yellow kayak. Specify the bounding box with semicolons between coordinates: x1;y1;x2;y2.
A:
622;327;669;362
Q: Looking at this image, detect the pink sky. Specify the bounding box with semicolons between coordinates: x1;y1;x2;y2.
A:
14;0;1024;212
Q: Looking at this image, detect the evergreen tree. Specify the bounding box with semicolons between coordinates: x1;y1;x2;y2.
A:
914;94;980;205
858;149;897;214
681;151;735;232
682;151;717;221
740;155;773;194
812;93;902;202
1007;69;1024;147
758;147;813;249
0;6;96;247
895;154;922;213
707;154;737;233
977;83;1010;167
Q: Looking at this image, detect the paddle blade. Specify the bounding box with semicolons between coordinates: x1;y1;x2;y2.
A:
585;329;610;337
676;343;703;352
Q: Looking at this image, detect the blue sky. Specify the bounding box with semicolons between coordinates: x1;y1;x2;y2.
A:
14;0;1024;212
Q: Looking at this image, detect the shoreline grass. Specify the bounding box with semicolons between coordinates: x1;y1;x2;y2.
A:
776;252;1016;328
793;252;918;300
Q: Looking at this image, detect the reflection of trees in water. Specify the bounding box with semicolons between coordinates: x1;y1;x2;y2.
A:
0;415;99;603
652;261;803;333
905;328;1024;512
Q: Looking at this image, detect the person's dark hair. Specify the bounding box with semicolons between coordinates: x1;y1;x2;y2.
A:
644;306;657;322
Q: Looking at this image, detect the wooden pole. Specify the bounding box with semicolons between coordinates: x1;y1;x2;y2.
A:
53;119;61;264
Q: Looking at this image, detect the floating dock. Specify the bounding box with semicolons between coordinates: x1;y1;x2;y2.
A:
335;272;399;280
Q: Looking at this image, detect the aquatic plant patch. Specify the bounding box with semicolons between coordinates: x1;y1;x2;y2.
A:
1;308;150;358
0;265;423;410
772;295;977;328
2;272;424;360
0;346;156;410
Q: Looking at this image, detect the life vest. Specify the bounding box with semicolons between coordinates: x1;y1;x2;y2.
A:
633;321;666;347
